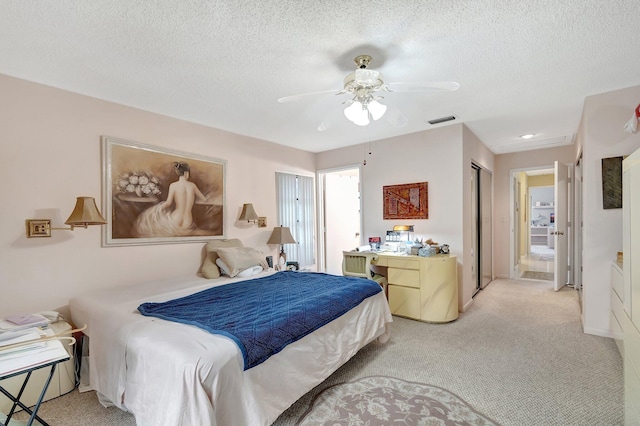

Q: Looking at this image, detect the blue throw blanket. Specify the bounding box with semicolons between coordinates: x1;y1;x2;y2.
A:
138;271;382;370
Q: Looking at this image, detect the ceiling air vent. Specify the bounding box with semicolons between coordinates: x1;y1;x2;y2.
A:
428;115;456;125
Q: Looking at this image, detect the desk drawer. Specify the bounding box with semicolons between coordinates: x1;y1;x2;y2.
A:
388;268;420;288
387;258;420;270
388;285;420;319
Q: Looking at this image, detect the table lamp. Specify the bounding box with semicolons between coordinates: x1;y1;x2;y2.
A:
267;225;297;265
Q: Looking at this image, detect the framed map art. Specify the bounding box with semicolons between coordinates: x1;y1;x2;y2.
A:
383;182;428;220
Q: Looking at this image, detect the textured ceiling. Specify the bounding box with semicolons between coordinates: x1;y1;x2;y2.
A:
1;1;639;154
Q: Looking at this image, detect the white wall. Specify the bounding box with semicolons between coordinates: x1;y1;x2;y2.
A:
462;125;494;308
578;85;640;336
0;74;316;318
317;123;495;312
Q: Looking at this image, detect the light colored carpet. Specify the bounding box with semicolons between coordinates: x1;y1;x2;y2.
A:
297;376;498;425
15;278;622;425
521;270;554;281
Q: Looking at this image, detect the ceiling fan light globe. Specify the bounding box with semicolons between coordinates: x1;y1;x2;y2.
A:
344;101;366;123
353;114;370;126
368;100;387;121
344;101;367;125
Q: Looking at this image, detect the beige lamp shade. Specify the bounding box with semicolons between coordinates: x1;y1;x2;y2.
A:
238;203;259;222
65;196;107;228
267;226;296;245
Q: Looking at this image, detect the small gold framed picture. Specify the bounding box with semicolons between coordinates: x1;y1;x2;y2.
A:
258;217;267;228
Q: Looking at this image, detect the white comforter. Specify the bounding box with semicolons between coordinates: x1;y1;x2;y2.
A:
69;271;392;426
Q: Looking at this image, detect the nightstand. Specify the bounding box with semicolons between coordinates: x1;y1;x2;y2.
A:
0;322;76;415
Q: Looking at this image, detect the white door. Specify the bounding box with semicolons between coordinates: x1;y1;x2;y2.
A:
554;161;569;291
324;170;361;275
479;168;493;288
470;167;478;293
514;178;521;273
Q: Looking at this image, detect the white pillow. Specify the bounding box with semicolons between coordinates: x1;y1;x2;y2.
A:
216;257;232;276
237;265;263;278
214;247;268;277
216;258;262;278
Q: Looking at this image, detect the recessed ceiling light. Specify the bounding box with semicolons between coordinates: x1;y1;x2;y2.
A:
520;133;535;139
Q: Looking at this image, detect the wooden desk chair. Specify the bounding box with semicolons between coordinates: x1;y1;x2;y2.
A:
342;251;388;298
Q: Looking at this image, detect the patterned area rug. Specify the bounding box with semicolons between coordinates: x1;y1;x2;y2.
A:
521;270;554;281
297;376;498;426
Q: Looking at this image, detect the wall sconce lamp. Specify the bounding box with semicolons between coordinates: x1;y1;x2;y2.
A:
237;203;267;227
25;196;107;238
266;225;297;265
238;203;259;224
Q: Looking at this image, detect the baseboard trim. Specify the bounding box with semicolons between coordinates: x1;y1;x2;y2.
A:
583;327;616;339
460;297;474;313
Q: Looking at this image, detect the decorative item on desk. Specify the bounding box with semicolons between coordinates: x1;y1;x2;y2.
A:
440;244;450;254
368;236;381;251
286;261;299;271
418;247;433;257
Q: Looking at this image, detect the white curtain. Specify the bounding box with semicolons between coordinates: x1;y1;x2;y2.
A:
275;172;315;267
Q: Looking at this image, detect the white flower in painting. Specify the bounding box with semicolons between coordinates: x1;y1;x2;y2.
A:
117;170;162;198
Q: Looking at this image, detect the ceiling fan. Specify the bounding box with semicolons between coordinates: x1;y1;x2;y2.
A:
277;54;460;127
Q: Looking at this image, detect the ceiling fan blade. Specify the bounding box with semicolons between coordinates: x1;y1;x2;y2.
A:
277;89;342;103
385;81;460;92
384;106;408;128
317;118;333;132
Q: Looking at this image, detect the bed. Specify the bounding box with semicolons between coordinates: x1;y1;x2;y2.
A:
69;241;392;426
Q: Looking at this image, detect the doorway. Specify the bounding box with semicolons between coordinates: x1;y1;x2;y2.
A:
513;168;555;279
317;166;362;275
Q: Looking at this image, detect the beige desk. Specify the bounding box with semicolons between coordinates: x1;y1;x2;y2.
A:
375;253;458;323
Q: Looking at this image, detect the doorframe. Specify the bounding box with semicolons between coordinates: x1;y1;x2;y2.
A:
574;150;584;306
509;164;574;282
316;164;363;273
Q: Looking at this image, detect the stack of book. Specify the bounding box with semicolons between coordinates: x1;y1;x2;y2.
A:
0;314;68;377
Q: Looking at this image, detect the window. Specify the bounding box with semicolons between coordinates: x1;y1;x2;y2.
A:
275;172;315;267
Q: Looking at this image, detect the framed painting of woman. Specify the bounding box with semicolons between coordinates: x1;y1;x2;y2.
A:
101;136;226;246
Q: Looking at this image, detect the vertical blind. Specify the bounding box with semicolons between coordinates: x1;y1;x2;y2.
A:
275;172;315;267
